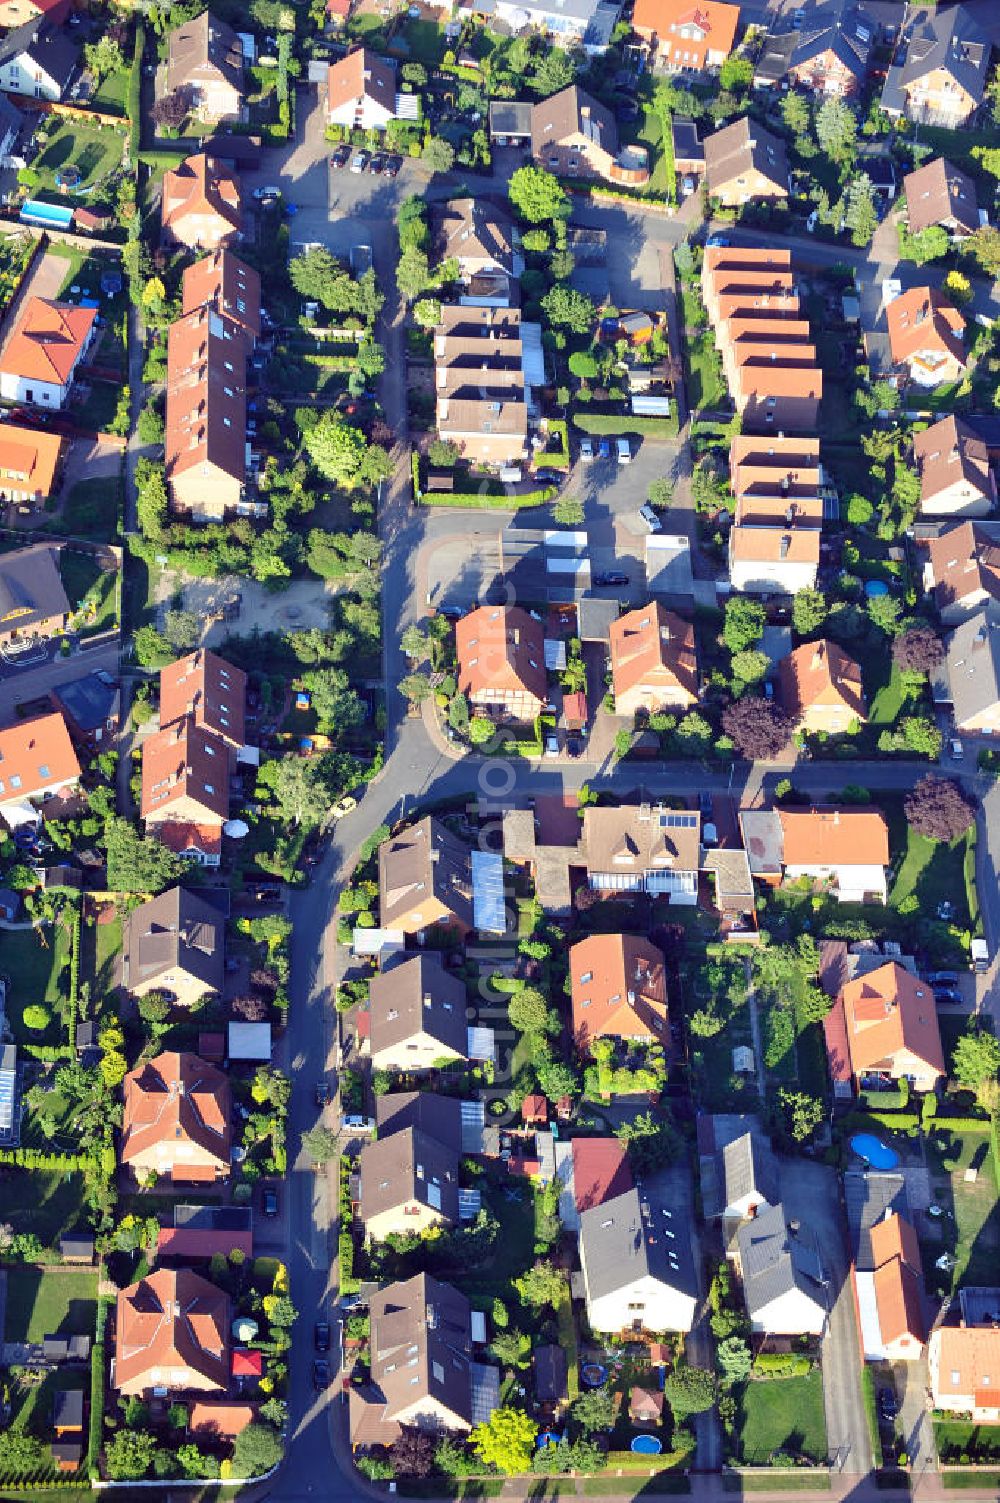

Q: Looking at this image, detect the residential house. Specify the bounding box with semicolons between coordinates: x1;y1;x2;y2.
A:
166;11;245;125
903;156;980;239
0;711;80;829
729;522;821;595
120;1051;231;1184
0;0;69;29
777;639;867;734
729;434;824;509
578;1186;698;1334
0;298;96;409
434;306;531;467
756;3;872;97
114;1268;229;1396
161;154;242;251
181;248;261;339
375;1091;484;1157
569;933;668;1051
461;0;623;53
455;605;546;722
697;1113;779;1221
703;118;790;206
581;803;701;903
886;285;966;387
0;425;63;506
326;48;398;130
702;244;798;322
0;543;68;645
823;960;945;1097
558;1137;633;1231
929;1326;1000;1421
531;86;648;186
488;99;533;146
378;816;475;936
882;4;990;127
50;672;119;753
735;1203;828;1335
913;415;996;518
740;805;890;902
926;522;1000;623
943;603;1000;735
368;954;469;1072
0;18;77;101
866;1212;927;1360
165;304;247;519
730;351;823;433
359;1124;461;1242
435;198;522;295
349;1274;498;1449
631;0;739;73
140;718;231;865
159;649;247;751
608;604;698;717
121;887;225;1007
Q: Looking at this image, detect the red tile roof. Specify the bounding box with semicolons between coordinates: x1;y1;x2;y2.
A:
0;710;80;806
114;1268;229;1394
141;717;231;824
231;1348;263;1376
571;1137;634;1213
159;649;247;748
157;1227;253;1260
1;298;96;386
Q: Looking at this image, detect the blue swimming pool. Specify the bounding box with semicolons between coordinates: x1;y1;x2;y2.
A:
865;580;889;599
851;1132;899;1170
631;1434;663;1454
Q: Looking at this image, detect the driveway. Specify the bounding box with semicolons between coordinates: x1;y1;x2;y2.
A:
0;635;119;723
0;248;67;359
778;1156;873;1478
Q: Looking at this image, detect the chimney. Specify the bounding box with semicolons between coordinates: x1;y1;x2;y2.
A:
811;644;825;670
779;534;791;558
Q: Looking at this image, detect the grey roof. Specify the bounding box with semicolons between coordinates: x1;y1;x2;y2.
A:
736;1202;828;1316
578;595;622;643
53;1389;84;1428
489;100;533;138
378;816;475;932
881;4;990;115
579;1186;697;1303
789;4;872;79
59;1232;95;1258
359;1126;461;1230
959;1287;1000;1325
368;954;468;1061
697;1114;779;1219
843;1170;909;1271
945;604;1000;728
755;28;799;83
704;117;789;196
534;1342;568;1402
672;116;703;165
0;546;69;635
121;886;225;996
51;672;119;735
739;808;784;875
0;19;78;90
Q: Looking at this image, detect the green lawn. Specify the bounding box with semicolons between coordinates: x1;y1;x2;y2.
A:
90;67;129;115
0;1170;89;1250
60;548;119;634
0;925;72;1045
889;822;976;930
34;119;125;194
58;477;122;543
4;1267;97;1344
922;1124;999;1294
686;330;726;412
934;1421;1000;1464
627;104;673;197
867;659;904;728
72;379;122;436
7;1366;86;1453
398;18;446;64
738;1371;827;1464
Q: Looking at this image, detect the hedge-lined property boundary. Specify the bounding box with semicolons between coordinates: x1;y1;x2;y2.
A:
572;411;679;438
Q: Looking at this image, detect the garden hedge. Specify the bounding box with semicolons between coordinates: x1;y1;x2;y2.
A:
572;412;679;439
419;487;556;509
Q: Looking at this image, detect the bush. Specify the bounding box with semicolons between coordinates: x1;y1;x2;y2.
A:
572;412;679;438
22;1004;51;1031
752;1352;812;1378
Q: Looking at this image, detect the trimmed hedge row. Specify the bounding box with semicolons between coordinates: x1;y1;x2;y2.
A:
339;1232;359;1295
0;1148;92;1169
419;487;556;509
127;25;144;161
572;412;679;438
752;1353;812;1377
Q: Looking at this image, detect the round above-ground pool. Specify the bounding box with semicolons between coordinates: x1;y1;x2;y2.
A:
631;1434;663;1455
581;1363;608;1388
851;1132;899;1170
865;580;889;598
55;166;81;188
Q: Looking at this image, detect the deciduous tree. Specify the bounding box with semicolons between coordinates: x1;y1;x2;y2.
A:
508;166;570;224
721;696;793;760
470;1407;538;1475
904;775;976;841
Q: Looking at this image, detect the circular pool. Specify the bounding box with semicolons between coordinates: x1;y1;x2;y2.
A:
631;1434;663;1454
55;166;81;188
851;1132;899;1170
581;1363;608;1388
865;580;889;599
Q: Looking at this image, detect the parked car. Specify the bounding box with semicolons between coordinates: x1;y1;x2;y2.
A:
598;438;611;460
617;437;632;465
877;1388;899;1421
926;971;959;986
534;468;563;484
437;604;464;620
331;796;357;820
706;233;730;248
638;503;661;531
580;436;595;462
253;185;281;201
948;737;964;760
933;987;962;1006
331;144;351;168
383;155;402;177
566;734;583;758
313;1359;331;1390
314;1321;331;1353
262;1186;279;1217
342;1114;375;1131
368;153;386;174
594;570;629;587
544;733;559;758
315;1081;330;1107
350;151;369;174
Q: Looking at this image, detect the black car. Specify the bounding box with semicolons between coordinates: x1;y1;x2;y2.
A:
315;1081;330;1107
534;468;564;484
926;970;959;987
331;144;351;168
566;735;583;758
313;1359;331;1390
594;571;629;587
368;152;386;174
699;791;713;818
437;604;464;620
877;1388;899;1421
262;1186;279;1217
934;988;962;1006
314;1321;331;1353
382;155;402;177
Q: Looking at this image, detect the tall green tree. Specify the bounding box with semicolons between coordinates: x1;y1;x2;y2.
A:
105;819;182;894
508;166;570;224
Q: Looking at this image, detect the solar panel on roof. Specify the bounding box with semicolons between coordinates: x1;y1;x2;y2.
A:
661;813;697;828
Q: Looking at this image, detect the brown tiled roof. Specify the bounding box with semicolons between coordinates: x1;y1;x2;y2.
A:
570;1137;633;1212
436;198;516;273
840;961;945;1079
704;246;794;275
729;526;821;564
928;521;1000;610
779;807;889;868
715;289;802;323
359;1126;460;1229
121;1050;230;1172
437;305;522;340
378;815;475;931
733;360;823;399
582;804;701;876
141;716;230;824
157;821;223;859
368;953;468;1059
913;414;993;507
121;886;225;996
1;298;95;386
932;1327;1000;1404
159;649;247;748
730;434;822;497
455;605;546;706
437;394;527;440
887;286;965;367
114;1268;229;1393
189;1402;255;1440
327;47;395;114
778;639;866;722
167;10;243;97
162;154;241;239
704;117;789;195
165;306;247;488
182;249;261;337
0;710;79;805
724;316;813;348
531;85;618;161
632;0;739;58
870;1210;923;1275
873;1256;926;1348
570;932;668;1048
609;603;698;704
904;156;978;236
735;495;824;528
0;426;63;498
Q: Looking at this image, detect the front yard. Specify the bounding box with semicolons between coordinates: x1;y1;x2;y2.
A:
3;1266;98;1344
737;1370;827;1465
